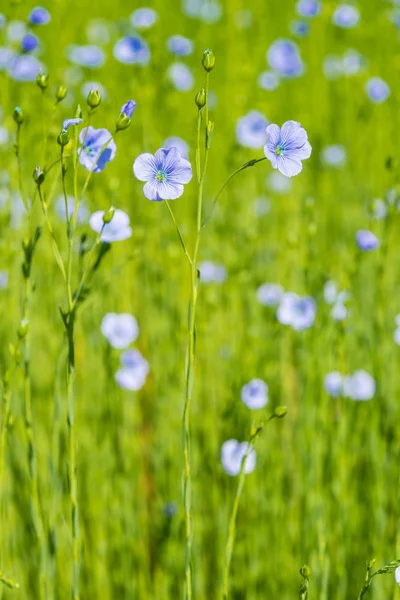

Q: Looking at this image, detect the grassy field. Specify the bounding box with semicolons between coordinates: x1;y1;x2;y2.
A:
1;0;400;598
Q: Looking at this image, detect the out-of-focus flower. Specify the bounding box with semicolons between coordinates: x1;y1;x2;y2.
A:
366;77;390;103
0;270;8;289
55;195;89;223
290;20;310;37
343;370;375;401
321;144;346;168
264;121;312;177
267;39;304;78
86;19;111;45
163;136;189;159
324;372;343;397
342;48;365;75
167;62;194;91
296;0;320;16
236;110;269;149
90;209;132;242
277;292;316;330
130;8;158;28
241;379;268;409
257;70;280;91
101;313;139;349
266;171;292;193
371;198;387;220
256;283;284;307
356;230;379;251
29;7;51;25
395;566;400;585
66;45;105;68
78;127;116;172
6;21;26;42
199;261;227;283
221;440;256;476
323;55;343;80
113;35;150;65
21;33;39;53
332;4;360;27
167;35;194;56
115;348;149;391
133;147;192;201
6;54;43;81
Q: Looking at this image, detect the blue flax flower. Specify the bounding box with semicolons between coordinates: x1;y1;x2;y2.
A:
264;120;312;177
241;379;269;409
90;209;132;242
277;292;316;330
113;35;150;65
29;7;51;25
63;118;82;130
333;4;360;27
78;126;116;172
130;8;158;28
66;45;105;68
21;33;39;53
296;0;320;17
356;229;379;251
236;110;269;149
366;77;390;103
267;39;304;78
221;440;256;476
121;100;136;118
133;147;192;201
167;35;194;56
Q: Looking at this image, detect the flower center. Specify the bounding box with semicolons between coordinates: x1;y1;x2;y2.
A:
156;170;167;182
275;144;285;156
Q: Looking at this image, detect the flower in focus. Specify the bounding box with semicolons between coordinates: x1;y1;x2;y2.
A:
264;121;312;177
163;136;189;159
167;62;194;91
256;283;284;307
115;349;149;391
101;313;139;349
221;440;256;476
343;370;375;401
167;35;194;56
366;77;390;104
332;4;360;27
78;127;116;173
130;8;158;28
198;261;227;283
133;147;192;201
236;111;269;149
277;292;316;330
89;209;132;242
29;7;51;25
267;39;304;78
296;0;320;17
66;45;105;68
113;35;150;65
324;372;343;397
356;230;379;251
241;379;268;409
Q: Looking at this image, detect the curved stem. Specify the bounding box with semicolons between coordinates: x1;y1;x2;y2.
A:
165;201;192;266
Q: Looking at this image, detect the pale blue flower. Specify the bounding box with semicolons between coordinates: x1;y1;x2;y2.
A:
90;209;132;242
199;1;222;23
66;45;105;68
63;118;82;130
395;566;400;585
324;280;338;304
256;283;284;307
167;35;194;56
116;349;149;391
113;35;150;65
331;300;348;321
6;54;43;81
55;195;89;223
266;171;292;193
324;372;343;397
133;147;192;201
290;20;309;37
199;261;227;283
0;14;5;29
253;196;271;216
366;77;390;103
78;126;116;172
277;292;316;330
395;328;400;346
21;33;39;53
321;144;347;167
241;379;268;409
257;70;280;91
86;19;110;45
29;7;51;25
333;4;360;27
163;136;189;159
264;121;312;177
342;49;365;75
130;8;158;28
323;55;343;80
267;39;304;78
101;313;139;349
356;229;379;251
0;270;8;289
0;48;13;70
236;110;269;149
343;370;375;401
371;198;387;220
296;0;321;17
221;440;256;476
167;62;194;91
6;21;26;43
121;100;136;118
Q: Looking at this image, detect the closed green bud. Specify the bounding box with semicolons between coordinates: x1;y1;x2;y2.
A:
13;106;24;125
17;319;29;339
36;72;49;91
33;166;45;186
75;104;82;119
103;206;115;224
202;49;215;72
87;87;101;109
300;565;311;580
195;89;206;109
274;406;288;419
57;129;69;147
206;120;214;148
115;113;131;132
55;85;67;103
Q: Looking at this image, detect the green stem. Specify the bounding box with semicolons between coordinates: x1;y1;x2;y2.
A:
165;201;192;266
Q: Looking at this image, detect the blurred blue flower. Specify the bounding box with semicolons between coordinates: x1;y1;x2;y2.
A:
253;195;271;216
6;54;43;81
133;147;192;201
264;121;312;177
163;136;189;159
343;370;375;401
323;55;343;80
167;35;194;56
167;62;194;91
277;292;316;330
266;171;292;193
356;229;379;251
257;70;280;91
21;33;39;53
0;47;13;70
164;502;178;518
121;100;136;118
290;20;310;37
393;326;400;346
55;194;89;223
0;14;5;29
371;198;387;220
241;379;268;409
199;1;222;23
342;49;365;76
236;110;269;149
116;349;149;391
324;372;343;397
366;77;390;103
331;299;349;321
296;0;321;17
66;45;105;68
332;4;360;28
63;118;82;130
113;35;150;65
6;21;26;43
0;270;8;289
321;144;347;167
199;261;227;283
267;39;304;78
29;7;51;25
395;566;400;585
81;80;107;100
101;313;139;349
256;283;284;307
221;440;256;476
78;127;116;172
130;8;158;28
90;209;132;242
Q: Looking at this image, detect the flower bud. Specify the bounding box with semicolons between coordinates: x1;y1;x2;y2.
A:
75;104;82;119
115;114;131;132
202;49;215;72
274;406;288;419
55;85;67;103
102;206;115;224
17;319;29;339
33;166;45;186
300;565;311;580
13;106;24;125
87;87;101;109
195;88;206;109
206;120;214;148
57;129;69;147
36;72;49;91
